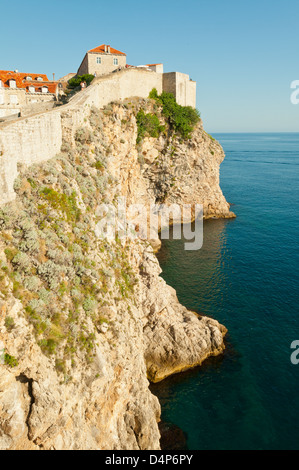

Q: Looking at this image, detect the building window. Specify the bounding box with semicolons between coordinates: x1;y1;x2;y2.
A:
36;77;43;82
26;76;32;81
42;87;48;93
97;57;102;64
9;80;17;89
0;80;3;88
28;86;35;93
10;95;18;104
113;58;118;66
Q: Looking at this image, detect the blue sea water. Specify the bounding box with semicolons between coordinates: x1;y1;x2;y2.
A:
152;133;299;450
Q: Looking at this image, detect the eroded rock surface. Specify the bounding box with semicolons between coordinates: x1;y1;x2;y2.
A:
0;98;230;450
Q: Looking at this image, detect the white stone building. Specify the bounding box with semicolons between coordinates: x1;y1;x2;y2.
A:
0;71;59;120
77;45;127;76
76;44;197;107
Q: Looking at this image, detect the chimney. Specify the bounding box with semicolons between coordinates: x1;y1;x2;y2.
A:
104;45;108;53
107;45;111;54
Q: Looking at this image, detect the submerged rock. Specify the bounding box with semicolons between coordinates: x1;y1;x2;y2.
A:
159;421;188;451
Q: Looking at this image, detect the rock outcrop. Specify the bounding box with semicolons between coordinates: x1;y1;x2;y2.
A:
0;97;230;450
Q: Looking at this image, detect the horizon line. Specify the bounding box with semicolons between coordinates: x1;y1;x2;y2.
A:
209;131;299;134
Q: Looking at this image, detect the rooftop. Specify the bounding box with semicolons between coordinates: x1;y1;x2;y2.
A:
0;70;57;93
88;44;126;56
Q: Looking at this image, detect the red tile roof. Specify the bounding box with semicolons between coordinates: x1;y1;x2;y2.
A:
0;70;58;93
88;44;126;56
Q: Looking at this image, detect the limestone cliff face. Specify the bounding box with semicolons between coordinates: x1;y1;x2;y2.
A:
139;120;233;220
99;98;235;218
0;98;230;450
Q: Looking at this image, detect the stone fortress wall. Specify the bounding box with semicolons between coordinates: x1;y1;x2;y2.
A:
0;67;196;206
163;72;197;108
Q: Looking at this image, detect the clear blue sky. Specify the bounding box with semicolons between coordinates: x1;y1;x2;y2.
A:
1;0;298;132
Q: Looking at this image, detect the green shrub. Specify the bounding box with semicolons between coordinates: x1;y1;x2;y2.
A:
83;295;97;314
5;316;15;331
4;353;18;368
39;338;57;355
40;188;81;222
207;133;215;141
149;88;159;100
37;260;64;291
27;178;38;189
136;109;165;144
149;89;201;139
94;161;105;171
4;248;17;262
68;74;95;89
24;276;41;292
55;359;66;374
75;127;94;145
12;251;31;271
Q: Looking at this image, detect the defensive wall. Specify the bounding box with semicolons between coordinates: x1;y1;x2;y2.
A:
0;68;195;205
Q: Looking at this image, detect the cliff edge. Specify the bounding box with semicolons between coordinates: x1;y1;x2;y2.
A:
0;98;230;450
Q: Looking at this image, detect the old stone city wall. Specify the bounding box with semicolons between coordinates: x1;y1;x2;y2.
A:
0;68;164;205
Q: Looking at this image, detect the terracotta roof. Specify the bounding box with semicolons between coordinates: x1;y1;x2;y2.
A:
88;44;126;56
0;70;58;93
146;64;162;66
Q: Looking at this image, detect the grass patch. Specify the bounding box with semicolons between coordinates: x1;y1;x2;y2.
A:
40;188;81;222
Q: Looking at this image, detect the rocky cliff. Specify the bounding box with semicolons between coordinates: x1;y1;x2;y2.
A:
0;97;232;450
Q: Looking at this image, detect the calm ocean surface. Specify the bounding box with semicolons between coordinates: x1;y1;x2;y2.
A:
153;133;299;450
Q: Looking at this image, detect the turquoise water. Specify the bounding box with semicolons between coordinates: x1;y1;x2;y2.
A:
152;133;299;450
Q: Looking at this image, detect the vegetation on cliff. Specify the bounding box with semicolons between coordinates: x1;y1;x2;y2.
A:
136;109;165;144
149;88;201;139
0;98;231;383
0;97;229;450
135;89;200;145
0;106;138;379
